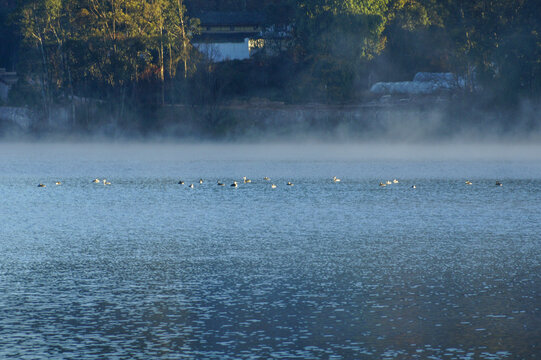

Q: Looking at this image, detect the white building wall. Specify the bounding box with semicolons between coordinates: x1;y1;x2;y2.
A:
195;39;251;62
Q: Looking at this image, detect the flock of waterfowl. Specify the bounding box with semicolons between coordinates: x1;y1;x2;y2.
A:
36;177;504;188
37;178;110;187
379;179;400;187
176;176;292;189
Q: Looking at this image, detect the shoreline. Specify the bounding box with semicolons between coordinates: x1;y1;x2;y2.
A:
1;96;540;141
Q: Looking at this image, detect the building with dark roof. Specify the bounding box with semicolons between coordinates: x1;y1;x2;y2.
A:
192;11;266;61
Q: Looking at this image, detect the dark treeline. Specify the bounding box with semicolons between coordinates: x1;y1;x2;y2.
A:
0;0;540;135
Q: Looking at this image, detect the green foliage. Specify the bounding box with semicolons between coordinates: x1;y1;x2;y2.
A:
296;0;388;59
7;0;541;127
291;0;391;100
17;0;198;107
7;82;42;107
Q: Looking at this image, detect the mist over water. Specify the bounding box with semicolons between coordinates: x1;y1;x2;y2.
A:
1;142;541;359
3;0;540;354
3;97;541;143
2;141;541;162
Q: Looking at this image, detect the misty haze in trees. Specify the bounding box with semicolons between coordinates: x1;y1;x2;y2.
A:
13;0;198;128
0;0;539;136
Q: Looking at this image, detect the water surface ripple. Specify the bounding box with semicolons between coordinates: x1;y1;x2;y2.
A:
1;145;540;359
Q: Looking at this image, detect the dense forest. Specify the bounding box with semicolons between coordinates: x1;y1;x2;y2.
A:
0;0;540;135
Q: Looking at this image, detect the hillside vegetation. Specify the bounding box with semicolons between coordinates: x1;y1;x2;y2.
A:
0;0;540;135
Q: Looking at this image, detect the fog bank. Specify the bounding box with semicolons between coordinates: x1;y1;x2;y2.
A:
2;99;541;143
1;142;541;162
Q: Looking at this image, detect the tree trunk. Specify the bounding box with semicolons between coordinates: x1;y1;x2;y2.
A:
177;0;189;78
160;34;165;105
120;86;126;128
66;54;76;129
38;38;50;125
112;0;117;53
169;42;173;79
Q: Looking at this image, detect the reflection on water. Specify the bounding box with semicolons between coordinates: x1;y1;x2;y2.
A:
0;144;540;359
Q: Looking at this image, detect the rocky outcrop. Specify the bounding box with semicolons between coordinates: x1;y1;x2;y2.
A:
0;68;18;102
0;106;35;131
370;72;465;95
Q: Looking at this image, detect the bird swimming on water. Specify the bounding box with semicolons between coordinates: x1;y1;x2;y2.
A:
264;177;270;181
217;181;225;186
189;184;194;188
465;180;473;185
287;182;294;186
92;179;100;183
37;183;46;188
496;181;502;186
231;181;238;187
393;179;399;184
178;180;185;185
243;176;251;183
379;182;386;187
55;181;61;186
333;176;341;182
411;185;416;189
386;180;392;185
271;184;277;189
199;179;204;184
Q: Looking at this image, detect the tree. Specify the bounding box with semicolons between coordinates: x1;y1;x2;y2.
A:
171;0;200;80
20;0;55;122
293;0;389;100
427;0;541;100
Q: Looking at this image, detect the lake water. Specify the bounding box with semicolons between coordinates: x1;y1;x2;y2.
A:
1;143;540;359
